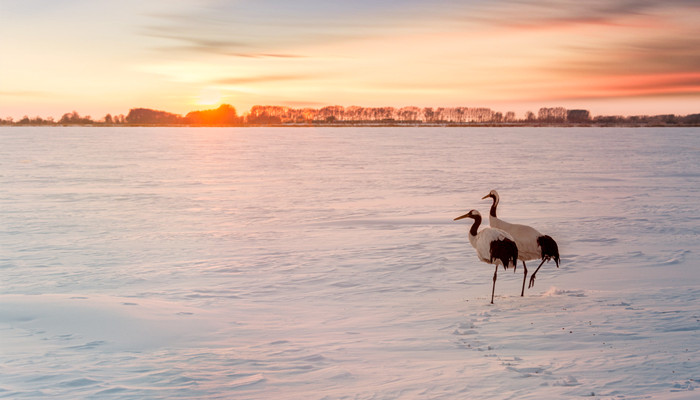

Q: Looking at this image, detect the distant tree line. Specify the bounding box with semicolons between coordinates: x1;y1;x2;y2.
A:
2;104;699;126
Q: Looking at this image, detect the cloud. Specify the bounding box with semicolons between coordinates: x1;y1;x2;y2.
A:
628;37;700;72
138;0;450;56
549;34;700;78
479;0;700;29
579;75;700;100
506;71;700;104
141;24;308;58
215;74;314;85
608;73;700;92
140;24;248;54
0;90;49;98
231;53;307;59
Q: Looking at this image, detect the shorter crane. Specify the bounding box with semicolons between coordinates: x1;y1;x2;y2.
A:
454;210;518;304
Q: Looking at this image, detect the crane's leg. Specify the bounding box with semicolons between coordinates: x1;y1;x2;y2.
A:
521;261;528;297
491;264;498;304
528;259;547;289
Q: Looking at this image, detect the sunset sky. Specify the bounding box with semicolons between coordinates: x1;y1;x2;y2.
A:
2;0;699;119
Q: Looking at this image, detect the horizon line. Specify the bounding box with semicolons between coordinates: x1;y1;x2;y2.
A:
4;103;699;122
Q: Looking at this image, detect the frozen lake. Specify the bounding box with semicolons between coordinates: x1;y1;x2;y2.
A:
1;126;699;399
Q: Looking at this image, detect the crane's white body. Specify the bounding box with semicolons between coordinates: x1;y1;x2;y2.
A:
488;215;543;262
469;225;516;268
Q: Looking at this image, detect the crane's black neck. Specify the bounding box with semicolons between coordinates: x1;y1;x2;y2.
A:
489;195;499;218
469;214;481;236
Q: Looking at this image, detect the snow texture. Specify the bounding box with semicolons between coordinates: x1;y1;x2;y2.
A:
1;126;699;399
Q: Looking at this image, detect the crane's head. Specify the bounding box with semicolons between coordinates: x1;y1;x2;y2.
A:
481;189;499;201
454;209;480;221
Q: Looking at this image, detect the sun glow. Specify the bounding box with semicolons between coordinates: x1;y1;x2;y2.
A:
196;88;222;106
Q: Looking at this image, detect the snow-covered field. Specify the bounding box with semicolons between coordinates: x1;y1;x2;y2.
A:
1;126;699;399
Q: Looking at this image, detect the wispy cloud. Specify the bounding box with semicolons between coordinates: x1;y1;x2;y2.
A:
548;34;700;79
601;72;700;96
478;0;700;28
141;23;309;58
138;1;448;56
231;53;307;59
0;90;49;97
215;74;314;85
140;23;248;55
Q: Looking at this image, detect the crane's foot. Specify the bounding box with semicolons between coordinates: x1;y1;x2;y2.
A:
528;275;536;289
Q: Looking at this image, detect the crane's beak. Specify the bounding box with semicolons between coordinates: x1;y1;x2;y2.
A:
454;213;471;221
481;194;490;200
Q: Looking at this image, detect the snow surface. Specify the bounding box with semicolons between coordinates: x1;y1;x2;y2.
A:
1;126;699;399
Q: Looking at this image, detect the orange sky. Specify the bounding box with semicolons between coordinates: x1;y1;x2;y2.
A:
1;0;699;120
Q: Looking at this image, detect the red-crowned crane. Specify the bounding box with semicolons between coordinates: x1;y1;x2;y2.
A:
482;190;560;294
454;209;518;304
